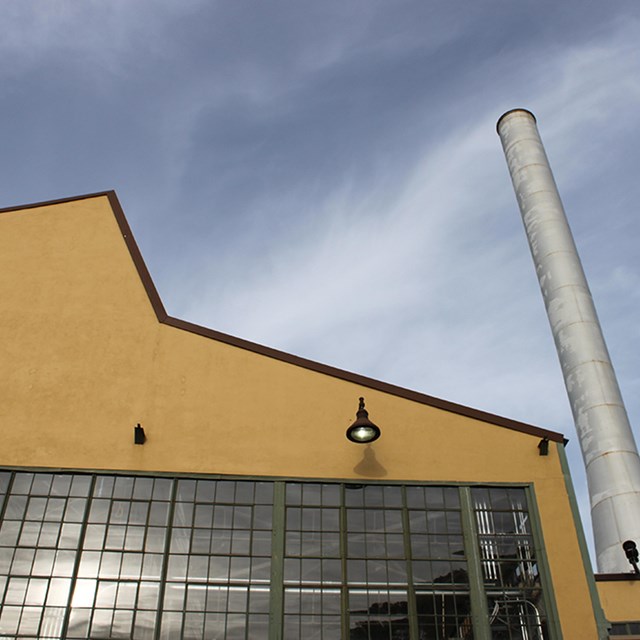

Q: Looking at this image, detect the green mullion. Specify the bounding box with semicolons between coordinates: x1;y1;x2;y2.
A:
247;488;256;640
58;473;98;640
152;477;178;640
400;486;419;640
269;482;286;640
459;486;491;640
340;484;350;640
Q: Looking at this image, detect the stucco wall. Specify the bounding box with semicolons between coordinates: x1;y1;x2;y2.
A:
598;579;640;622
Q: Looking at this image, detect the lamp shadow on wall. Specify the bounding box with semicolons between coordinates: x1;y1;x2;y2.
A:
353;446;387;477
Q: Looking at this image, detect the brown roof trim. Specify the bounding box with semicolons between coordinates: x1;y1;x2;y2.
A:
1;191;566;443
106;192;168;321
595;573;640;582
0;191;117;213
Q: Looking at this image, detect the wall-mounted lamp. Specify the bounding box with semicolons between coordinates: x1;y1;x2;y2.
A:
623;540;640;575
134;423;146;445
346;397;381;444
538;438;549;456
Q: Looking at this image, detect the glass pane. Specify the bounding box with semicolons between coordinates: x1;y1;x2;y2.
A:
65;498;87;522
58;522;82;549
173;503;194;528
363;486;384;507
25;577;48;604
286;483;302;505
89;499;110;523
344;485;365;506
160;612;183;639
47;578;71;606
216;482;235;503
31;549;55;576
94;476;115;498
134;609;157;640
149;502;170;527
133;478;154;500
24;482;48;507
195;480;216;502
176;480;196;502
45;498;66;521
153;478;173;501
113;477;135;500
164;583;186;610
51;475;73;496
71;579;96;607
302;484;322;506
41;606;66;637
142;554;163;580
112;608;134;637
235;482;254;504
5;495;28;519
138;582;160;610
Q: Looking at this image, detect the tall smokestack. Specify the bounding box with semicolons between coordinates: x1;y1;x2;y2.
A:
497;108;640;573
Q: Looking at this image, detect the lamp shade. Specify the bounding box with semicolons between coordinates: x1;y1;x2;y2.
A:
346;398;381;444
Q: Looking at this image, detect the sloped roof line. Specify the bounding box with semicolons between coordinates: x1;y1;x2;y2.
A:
0;190;566;444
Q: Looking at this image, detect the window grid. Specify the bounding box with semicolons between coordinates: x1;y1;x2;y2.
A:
0;472;94;640
472;487;547;640
0;471;554;640
283;483;475;639
283;483;343;639
158;478;273;639
63;476;174;640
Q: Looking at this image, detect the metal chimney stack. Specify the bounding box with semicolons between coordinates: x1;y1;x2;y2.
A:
497;108;640;573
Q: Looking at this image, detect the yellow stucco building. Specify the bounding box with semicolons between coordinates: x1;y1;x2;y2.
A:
0;191;638;639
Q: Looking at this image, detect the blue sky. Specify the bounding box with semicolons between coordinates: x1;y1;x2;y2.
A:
2;1;639;561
